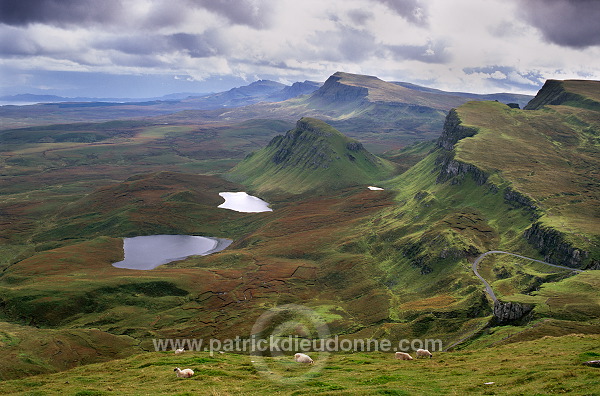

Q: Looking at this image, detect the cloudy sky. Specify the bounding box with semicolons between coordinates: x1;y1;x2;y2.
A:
1;0;599;98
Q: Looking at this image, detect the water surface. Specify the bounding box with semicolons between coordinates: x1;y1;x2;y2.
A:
218;192;272;213
112;235;232;270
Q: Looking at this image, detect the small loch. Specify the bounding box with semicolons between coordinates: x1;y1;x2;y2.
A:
218;192;273;213
112;235;232;270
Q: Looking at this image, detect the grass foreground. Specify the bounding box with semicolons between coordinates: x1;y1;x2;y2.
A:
0;334;598;395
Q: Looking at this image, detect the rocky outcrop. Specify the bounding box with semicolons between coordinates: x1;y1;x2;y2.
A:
346;141;364;151
230;117;393;194
435;151;488;185
434;110;488;186
504;187;539;218
268;118;379;170
436;109;479;150
523;222;591;269
493;301;532;323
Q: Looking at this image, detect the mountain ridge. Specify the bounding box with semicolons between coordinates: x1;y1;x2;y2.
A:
444;80;600;268
228;117;395;194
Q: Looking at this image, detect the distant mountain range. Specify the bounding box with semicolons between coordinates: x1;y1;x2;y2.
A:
0;72;534;150
0;80;322;107
0;92;208;104
1;75;531;108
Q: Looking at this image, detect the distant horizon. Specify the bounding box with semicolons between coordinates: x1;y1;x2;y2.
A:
0;71;542;103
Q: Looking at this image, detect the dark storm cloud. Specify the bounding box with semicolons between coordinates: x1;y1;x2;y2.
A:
98;30;225;58
385;40;450;64
0;26;37;56
187;0;273;29
518;0;600;48
373;0;428;26
168;33;221;58
347;9;373;26
0;0;124;26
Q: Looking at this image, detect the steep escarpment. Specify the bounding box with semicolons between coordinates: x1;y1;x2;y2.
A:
524;79;600;111
441;85;600;269
309;73;370;104
434;110;489;186
436;109;479;150
524;223;598;269
228;117;394;194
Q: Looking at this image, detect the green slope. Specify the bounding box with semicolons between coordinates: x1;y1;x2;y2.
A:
228;117;395;194
450;81;600;268
0;334;599;395
340;80;600;347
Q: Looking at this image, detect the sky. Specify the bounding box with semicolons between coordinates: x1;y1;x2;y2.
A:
1;0;599;98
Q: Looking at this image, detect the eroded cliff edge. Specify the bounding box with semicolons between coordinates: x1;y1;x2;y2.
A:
434;107;595;269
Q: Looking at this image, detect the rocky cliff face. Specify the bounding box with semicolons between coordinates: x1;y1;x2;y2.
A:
503;187;540;220
435;151;488;185
436;109;479;150
310;74;369;104
523;222;596;269
435;110;488;185
493;301;532;323
434;108;599;271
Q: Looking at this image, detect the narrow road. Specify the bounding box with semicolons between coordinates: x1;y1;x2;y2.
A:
472;250;583;303
444;251;585;351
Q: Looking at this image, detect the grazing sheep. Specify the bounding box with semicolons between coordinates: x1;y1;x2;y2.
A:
395;352;413;360
174;348;185;354
294;353;314;364
416;348;433;358
173;367;194;378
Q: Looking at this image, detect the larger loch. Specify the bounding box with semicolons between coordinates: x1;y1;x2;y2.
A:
112;192;271;270
112;235;233;270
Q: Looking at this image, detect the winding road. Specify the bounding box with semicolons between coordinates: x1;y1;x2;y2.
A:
472;250;583;303
443;252;583;351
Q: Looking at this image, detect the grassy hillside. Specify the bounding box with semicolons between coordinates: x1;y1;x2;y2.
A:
228;118;396;195
451;81;600;266
0;334;598;395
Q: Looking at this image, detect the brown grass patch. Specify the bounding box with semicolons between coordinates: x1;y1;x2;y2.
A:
400;294;457;310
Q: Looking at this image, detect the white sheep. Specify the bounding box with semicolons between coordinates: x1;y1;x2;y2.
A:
174;348;185;354
294;353;314;364
173;367;194;378
416;348;433;358
395;352;413;360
